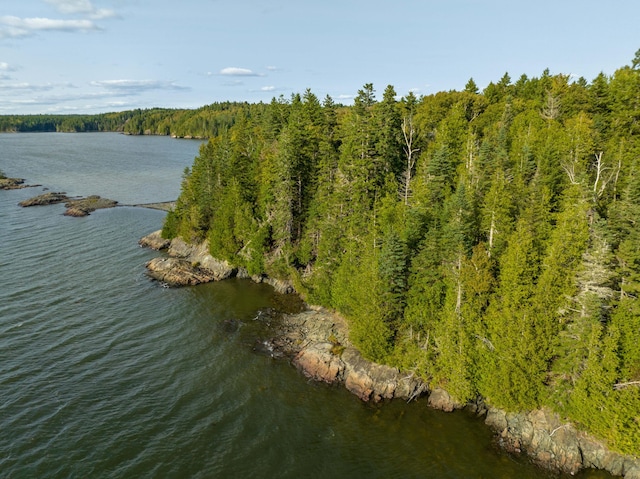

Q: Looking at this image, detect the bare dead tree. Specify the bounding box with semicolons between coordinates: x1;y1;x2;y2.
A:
401;114;420;205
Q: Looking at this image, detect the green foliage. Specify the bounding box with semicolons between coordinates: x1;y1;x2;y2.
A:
14;59;640;455
160;62;640;455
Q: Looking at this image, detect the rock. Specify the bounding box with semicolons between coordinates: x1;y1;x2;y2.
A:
485;408;507;432
484;406;640;477
63;195;117;215
19;192;118;216
63;206;89;217
0;177;31;189
139;230;171;250
271;308;427;403
19;191;69;206
428;388;463;412
141;235;235;286
145;257;219;286
263;277;295;294
294;342;345;384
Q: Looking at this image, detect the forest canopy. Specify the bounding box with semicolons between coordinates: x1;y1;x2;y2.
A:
4;54;639;457
161;58;640;456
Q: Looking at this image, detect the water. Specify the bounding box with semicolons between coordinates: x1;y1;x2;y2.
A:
0;133;612;478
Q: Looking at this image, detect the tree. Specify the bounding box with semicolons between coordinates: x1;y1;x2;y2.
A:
400;91;420;205
464;78;479;94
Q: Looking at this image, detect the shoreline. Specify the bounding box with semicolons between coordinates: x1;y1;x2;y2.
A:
139;230;640;479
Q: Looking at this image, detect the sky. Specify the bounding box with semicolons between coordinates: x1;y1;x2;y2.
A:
0;0;639;115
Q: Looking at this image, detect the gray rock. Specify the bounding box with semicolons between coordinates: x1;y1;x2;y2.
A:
139;230;171;250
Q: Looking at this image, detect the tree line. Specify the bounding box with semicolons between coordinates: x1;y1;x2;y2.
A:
0;102;252;136
162;53;640;456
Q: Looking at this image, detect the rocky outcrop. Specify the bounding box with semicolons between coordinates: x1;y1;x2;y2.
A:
270;306;640;477
140;231;294;291
138;230;171;250
0;177;39;189
63;195;118;216
19;191;69;206
19;192;117;216
271;307;428;402
145;257;222;286
485;407;640;478
140;231;235;286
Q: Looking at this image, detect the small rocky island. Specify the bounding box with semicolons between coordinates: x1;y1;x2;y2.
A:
18;192;118;217
0;176;40;190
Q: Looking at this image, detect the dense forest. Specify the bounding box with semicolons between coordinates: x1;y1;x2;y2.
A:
4;54;638;457
0;102;252;137
160;54;640;457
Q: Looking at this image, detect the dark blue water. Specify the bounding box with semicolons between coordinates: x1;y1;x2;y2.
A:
0;133;612;478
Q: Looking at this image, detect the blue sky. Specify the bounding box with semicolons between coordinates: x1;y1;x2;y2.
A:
1;0;639;114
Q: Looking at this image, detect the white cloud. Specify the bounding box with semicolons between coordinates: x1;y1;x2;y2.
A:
44;0;118;20
260;86;275;91
0;82;55;91
90;79;190;92
0;62;15;71
0;15;99;38
219;67;261;77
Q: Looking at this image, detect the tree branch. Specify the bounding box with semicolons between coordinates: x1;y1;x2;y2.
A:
614;381;640;390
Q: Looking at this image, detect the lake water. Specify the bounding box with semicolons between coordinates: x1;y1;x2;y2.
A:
0;133;613;478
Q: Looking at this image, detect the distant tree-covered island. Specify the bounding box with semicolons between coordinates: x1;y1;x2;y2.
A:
5;53;640;459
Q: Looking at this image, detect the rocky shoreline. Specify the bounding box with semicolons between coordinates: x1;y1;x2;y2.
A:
139;230;640;478
141;230;294;293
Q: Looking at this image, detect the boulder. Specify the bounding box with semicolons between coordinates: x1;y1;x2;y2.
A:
139;230;171;250
428;388;463;412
